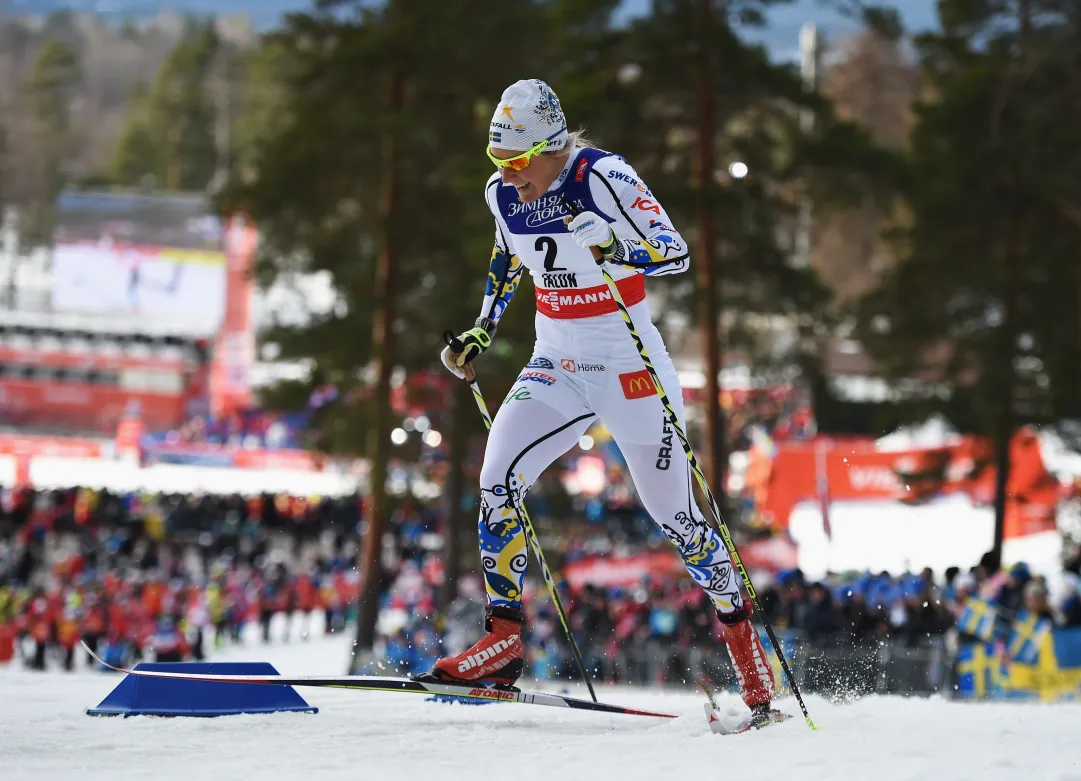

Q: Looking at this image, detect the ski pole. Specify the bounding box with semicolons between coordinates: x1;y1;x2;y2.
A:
559;198;816;729
444;331;598;702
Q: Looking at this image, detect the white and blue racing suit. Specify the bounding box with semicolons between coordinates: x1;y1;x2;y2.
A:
474;146;742;618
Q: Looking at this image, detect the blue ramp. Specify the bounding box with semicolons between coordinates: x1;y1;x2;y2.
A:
87;662;318;717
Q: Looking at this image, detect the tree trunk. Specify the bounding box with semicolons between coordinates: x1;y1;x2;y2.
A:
991;0;1031;566
438;380;472;610
353;66;403;659
1070;206;1081;419
695;0;725;505
991;215;1018;567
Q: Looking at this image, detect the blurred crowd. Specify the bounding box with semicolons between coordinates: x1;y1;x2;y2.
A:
762;556;1081;646
377;529;1081;687
723;386;816;453
953;553;1081;630
4;480;1080;693
0;560;358;671
149;387;352;452
147;406;308;450
0;484;364;669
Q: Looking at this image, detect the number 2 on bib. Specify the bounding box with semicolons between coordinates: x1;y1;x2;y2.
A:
536;236;565;271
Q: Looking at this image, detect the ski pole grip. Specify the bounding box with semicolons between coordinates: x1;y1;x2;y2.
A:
443;329;465;354
560;195;604;263
443;328;474;381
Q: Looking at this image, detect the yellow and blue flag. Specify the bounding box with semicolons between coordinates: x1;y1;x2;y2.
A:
958;626;1081;701
957;597;998;642
1007;611;1053;665
956;642;1004;698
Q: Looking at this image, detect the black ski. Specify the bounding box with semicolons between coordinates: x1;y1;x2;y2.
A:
82;641;676;719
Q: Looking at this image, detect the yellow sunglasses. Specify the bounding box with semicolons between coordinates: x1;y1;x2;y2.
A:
486;138;549;171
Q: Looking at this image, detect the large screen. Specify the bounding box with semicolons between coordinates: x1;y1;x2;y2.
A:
51;242;226;329
51;191;227;332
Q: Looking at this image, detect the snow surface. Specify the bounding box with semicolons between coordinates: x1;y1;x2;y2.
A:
2;618;1079;781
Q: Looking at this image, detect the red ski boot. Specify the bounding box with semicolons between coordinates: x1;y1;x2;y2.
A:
717;602;776;718
418;605;524;689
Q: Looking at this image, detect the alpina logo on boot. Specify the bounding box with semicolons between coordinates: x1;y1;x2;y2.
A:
457;634;520;673
726;626;775;705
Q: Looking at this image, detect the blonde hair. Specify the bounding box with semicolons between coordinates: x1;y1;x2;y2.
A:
543;128;594;156
567;129;594;149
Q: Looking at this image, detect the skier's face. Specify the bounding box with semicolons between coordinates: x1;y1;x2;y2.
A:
493;148;568;204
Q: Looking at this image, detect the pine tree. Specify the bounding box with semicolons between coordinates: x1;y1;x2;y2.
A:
855;0;1081;559
110;19;221;191
111;81;159;189
605;0;839;498
20;40;81;247
222;0;544;660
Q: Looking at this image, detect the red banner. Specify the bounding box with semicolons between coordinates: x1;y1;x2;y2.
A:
233;449;325;471
750;427;1061;539
0;434;105;458
563;552;684;590
209;215;257;419
141;443;326;472
0;380;185;433
115;416;144;460
562;537;798;591
0;346;189;372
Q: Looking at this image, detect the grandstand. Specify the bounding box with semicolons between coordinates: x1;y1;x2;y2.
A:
0;308;211;434
0;190;355;497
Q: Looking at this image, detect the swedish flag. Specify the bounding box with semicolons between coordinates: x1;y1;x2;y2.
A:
1007;611;1052;665
956;642;1001;698
957;597;998;642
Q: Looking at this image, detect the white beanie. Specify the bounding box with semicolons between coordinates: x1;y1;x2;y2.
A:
488;79;568;153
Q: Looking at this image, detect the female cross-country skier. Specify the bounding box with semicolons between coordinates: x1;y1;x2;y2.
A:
421;79;775;719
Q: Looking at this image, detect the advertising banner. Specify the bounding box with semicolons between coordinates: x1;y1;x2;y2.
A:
0;380;185;432
748;428;1061;539
562;537;798;590
140;443;324;472
0;434;106;459
208;214;258;418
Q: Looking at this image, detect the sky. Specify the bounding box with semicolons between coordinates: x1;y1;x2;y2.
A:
623;0;939;60
7;0;940;59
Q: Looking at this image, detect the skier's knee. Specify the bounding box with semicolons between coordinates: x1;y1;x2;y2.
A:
478;456;511;495
479;457;530;510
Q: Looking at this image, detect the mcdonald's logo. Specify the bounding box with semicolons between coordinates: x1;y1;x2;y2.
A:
619;369;654;400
